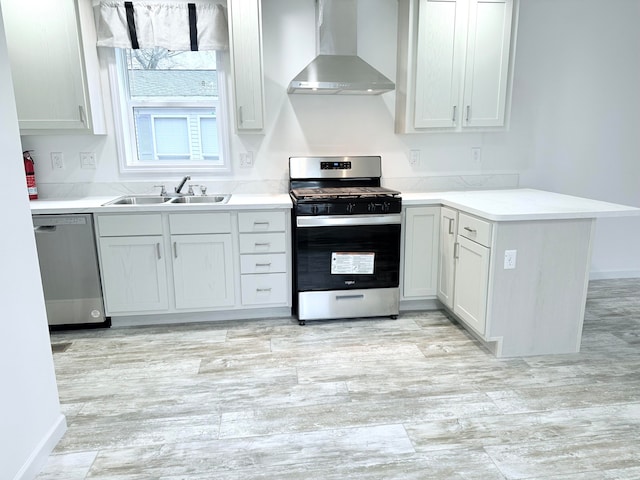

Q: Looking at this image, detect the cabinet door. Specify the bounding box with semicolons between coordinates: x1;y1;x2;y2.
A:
437;206;458;308
462;0;514;127
171;234;235;309
228;0;264;131
99;236;169;314
453;235;490;334
414;0;465;128
2;0;99;132
402;206;440;298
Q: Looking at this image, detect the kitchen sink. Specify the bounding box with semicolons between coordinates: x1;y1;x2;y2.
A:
103;195;172;205
169;195;231;204
102;194;231;206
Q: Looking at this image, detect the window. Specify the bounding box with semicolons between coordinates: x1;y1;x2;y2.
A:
109;47;231;173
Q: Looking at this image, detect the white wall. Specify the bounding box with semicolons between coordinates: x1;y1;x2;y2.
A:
17;0;640;277
0;7;66;480
513;0;640;277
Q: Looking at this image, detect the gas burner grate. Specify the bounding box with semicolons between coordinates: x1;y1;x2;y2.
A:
291;186;400;200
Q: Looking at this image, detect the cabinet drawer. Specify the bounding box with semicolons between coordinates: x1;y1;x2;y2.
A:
241;273;288;306
169;213;231;234
240;253;287;274
238;211;286;232
239;233;287;254
458;213;492;247
97;214;163;237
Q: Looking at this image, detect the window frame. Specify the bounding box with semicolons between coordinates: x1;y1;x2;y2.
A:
106;48;232;175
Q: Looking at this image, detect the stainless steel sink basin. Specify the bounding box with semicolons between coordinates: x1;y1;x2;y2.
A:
103;195;172;205
169;195;231;205
102;194;231;206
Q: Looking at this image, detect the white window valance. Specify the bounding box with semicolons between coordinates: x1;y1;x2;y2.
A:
96;1;229;51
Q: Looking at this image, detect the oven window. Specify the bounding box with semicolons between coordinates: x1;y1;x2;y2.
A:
295;224;401;291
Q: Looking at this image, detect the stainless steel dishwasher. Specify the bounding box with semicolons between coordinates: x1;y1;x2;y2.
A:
33;214;108;328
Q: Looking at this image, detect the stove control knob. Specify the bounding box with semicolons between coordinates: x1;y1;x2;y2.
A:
347;202;356;214
368;202;380;213
382;202;391;213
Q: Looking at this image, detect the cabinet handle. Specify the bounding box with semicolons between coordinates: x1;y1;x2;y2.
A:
255;242;270;248
255;262;272;267
465;105;471;123
173;242;178;258
156;242;162;260
452;105;457;123
253;221;270;229
256;288;272;293
79;105;86;126
464;226;476;234
454;242;459;259
448;218;455;235
238;106;243;126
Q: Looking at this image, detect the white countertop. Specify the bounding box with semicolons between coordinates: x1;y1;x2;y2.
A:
401;189;640;221
30;189;639;221
29;193;293;215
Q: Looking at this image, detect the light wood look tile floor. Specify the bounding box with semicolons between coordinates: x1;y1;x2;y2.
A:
38;279;640;479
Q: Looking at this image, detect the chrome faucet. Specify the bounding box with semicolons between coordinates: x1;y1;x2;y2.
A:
175;176;191;194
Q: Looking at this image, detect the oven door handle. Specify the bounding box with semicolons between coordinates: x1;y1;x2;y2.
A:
296;214;401;227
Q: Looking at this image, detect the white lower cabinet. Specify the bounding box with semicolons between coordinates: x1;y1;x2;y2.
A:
437;206;457;308
438;208;493;335
171;234;235;310
238;211;290;307
453;234;490;334
96;209;290;317
169;213;235;310
99;235;169;314
402;206;440;299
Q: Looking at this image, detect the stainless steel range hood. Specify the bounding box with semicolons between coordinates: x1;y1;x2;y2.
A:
287;0;395;95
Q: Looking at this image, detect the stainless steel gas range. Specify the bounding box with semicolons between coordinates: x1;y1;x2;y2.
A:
289;156;402;325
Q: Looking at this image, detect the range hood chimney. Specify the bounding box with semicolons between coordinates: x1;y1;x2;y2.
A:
287;0;395;95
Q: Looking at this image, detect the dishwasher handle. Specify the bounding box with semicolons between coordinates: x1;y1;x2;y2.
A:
34;225;57;233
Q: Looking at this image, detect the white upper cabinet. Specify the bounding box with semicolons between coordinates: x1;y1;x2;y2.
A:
1;0;105;134
396;0;517;133
227;0;265;132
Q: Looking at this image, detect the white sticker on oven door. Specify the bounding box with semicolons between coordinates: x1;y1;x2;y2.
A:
331;252;375;275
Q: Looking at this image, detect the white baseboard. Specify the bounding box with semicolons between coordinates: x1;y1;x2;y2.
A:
14;414;66;480
589;270;640;280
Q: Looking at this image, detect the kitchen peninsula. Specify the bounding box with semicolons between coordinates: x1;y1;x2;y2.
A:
31;188;640;357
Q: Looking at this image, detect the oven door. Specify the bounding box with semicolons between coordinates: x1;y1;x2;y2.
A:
294;214;401;292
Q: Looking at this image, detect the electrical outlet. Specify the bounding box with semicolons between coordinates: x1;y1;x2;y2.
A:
240;151;254;168
504;249;517;269
471;147;482;165
409;149;420;166
51;152;64;169
80;152;96;169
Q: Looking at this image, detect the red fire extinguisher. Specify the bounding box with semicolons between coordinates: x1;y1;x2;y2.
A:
23;150;38;200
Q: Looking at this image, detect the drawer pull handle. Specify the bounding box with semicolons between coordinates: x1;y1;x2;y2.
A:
255;242;270;247
255;263;272;267
253;221;270;230
257;288;272;293
463;227;476;234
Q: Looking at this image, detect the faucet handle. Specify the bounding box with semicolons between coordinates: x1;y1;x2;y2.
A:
154;184;167;196
200;185;207;196
187;184;198;196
